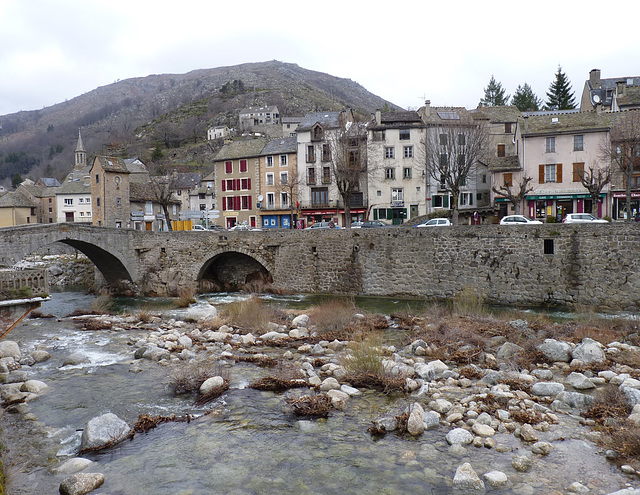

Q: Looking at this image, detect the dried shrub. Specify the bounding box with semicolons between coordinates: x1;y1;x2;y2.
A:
285;394;333;418
584;385;631;425
194;379;230;406
395;411;410;435
498;377;532;395
133;414;192;433
234;355;278;367
510;409;544;425
344;335;385;376
390;312;420;330
450;346;483;365
459;365;484;380
222;296;282;333
600;421;640;460
168;364;225;395
135;309;154;323
476;393;509;415
250;377;307;392
81;319;112;331
452;287;486;316
308;299;356;335
28;310;54;319
176;287;197;308
345;372;405;394
90;294;113;315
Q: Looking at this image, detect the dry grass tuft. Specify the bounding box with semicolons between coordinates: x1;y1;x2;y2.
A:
168;364;226;395
452;287;486;316
222;296;283;333
394;411;410;435
584;385;631;425
176;287;197;308
250;377;307;392
308;299;356;335
285;394;333;417
234;354;278;367
510;409;544;425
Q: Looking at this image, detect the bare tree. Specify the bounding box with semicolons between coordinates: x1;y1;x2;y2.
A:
146;161;179;231
578;162;611;216
424;122;489;224
276;165;302;229
602;111;640;221
326;118;368;228
492;176;534;215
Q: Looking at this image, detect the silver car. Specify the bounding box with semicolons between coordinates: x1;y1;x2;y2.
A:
562;213;608;224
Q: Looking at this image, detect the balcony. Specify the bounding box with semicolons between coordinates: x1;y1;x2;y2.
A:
390;200;404;207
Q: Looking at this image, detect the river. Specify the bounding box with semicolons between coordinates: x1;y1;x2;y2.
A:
0;291;635;494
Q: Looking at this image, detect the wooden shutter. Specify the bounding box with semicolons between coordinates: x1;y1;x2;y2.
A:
443;195;449;208
222;197;226;211
248;196;252;210
539;164;545;184
222;180;226;191
248;178;252;189
556;164;563;183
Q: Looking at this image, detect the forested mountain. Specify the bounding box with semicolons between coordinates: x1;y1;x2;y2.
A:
0;61;400;184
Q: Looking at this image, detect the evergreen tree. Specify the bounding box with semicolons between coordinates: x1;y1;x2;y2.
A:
479;75;510;107
545;66;576;110
11;172;22;189
512;83;542;111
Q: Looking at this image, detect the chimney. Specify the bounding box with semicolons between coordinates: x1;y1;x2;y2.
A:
590;69;601;89
375;109;381;125
617;79;626;95
424;100;431;116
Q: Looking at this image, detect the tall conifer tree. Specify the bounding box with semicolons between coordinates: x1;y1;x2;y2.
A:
480;76;510;107
545;66;576;110
512;83;542;111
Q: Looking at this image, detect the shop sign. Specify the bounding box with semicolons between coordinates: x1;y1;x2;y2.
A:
612;191;640;199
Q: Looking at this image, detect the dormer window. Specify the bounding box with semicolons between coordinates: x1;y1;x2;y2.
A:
312;125;324;141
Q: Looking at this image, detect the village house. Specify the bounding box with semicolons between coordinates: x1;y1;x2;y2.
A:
580;69;640;113
0;190;37;227
56;132;92;223
17;178;59;224
367;110;427;224
239;105;280;133
258;136;298;229
214;138;267;229
90;156;131;228
207;125;230;141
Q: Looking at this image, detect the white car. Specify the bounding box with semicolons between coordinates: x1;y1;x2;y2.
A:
415;218;451;227
562;213;609;224
191;224;207;231
499;215;542;225
228;224;262;231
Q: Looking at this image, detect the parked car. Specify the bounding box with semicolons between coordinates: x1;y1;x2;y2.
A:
562;213;609;224
191;224;207;231
350;221;364;228
499;215;542;225
360;220;389;228
228;224;262;231
208;225;226;231
415;218;451;227
305;221;339;229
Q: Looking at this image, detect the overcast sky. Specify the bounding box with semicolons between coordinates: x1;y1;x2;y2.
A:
1;0;638;117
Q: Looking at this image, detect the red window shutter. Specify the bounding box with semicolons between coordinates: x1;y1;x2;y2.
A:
240;159;247;172
222;180;226;191
248;195;252;210
236;178;241;191
235;196;240;211
225;161;232;174
222;197;226;211
539;164;545;184
248;178;252;189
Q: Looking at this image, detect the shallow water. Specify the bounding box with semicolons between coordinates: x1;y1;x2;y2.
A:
2;292;638;494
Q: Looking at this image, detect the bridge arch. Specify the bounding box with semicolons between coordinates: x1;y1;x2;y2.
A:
196;247;273;292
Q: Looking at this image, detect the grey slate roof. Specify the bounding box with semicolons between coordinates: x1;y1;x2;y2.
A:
38;178;61;187
58;165;91;194
472;106;522;123
522;111;618;136
214;138;268;161
173;172;201;189
260;136;297;156
586;76;640;109
296;111;343;132
94;156;129;174
418;106;476;126
0;190;37;208
124;158;148;175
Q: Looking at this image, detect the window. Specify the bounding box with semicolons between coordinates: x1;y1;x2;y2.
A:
458;154;465;166
241;178;250;190
86;198;90;203
266;173;274;186
97;198;101;207
266;156;274;167
503;173;513;187
573;162;584;182
240;160;248;173
505;123;512;133
458;134;465;146
64;198;73;206
482;174;487;183
322;144;331;162
281;192;289;209
377;190;382;196
241;195;250;210
497;144;506;157
391;188;404;202
306;145;315;162
266;193;275;209
95;174;100;184
574;135;584;152
280;172;288;185
311;188;329;206
539;163;563;183
385;168;395;180
440;154;448;166
199;193;206;199
460;192;473;206
403;167;412;179
399;129;410;140
280;155;287;166
385;147;395;159
48;207;52;213
200;204;207;211
225;161;233;173
307;168;316;184
79;198;84;204
404;146;413;158
348;150;359;167
439;133;448;145
116;197;121;207
323;167;331;183
546;137;556;153
49;198;52;203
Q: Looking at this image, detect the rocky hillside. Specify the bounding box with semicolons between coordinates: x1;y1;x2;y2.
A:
0;61;400;183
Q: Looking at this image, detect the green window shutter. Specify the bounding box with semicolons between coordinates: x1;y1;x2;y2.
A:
373;209;378;220
477;193;482;201
432;196;436;207
386;209;393;220
443;195;449;208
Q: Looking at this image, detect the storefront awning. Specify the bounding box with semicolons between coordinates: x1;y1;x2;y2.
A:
525;193;604;200
302;208;366;215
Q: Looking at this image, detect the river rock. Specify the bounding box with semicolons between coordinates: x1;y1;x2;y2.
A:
0;370;27;384
31;350;51;363
572;338;605;364
483;470;509;487
472;423;495;437
531;441;552;455
429;398;453;414
452;462;484;491
552;391;595;411
372;415;397;432
446;427;473;446
511;455;533;472
414;360;448;381
53;458;94;475
496;342;524;359
177;335;192;348
291;314;310;328
340;384;361;396
62;353;91;367
319;377;340;391
407;402;425;436
565;372;596;390
21;379;48;394
200;376;225;395
185;304;217;322
519;424;538;443
537;339;571;362
59;472;105;495
423;411;440;430
202;330;229;342
142;346;170;362
327;389;350;409
81;413;131;451
605;489;640;495
531;382;564;397
0;341;21;360
259;331;288;341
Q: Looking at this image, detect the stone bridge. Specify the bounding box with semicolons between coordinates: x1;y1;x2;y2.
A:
1;223;640;310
